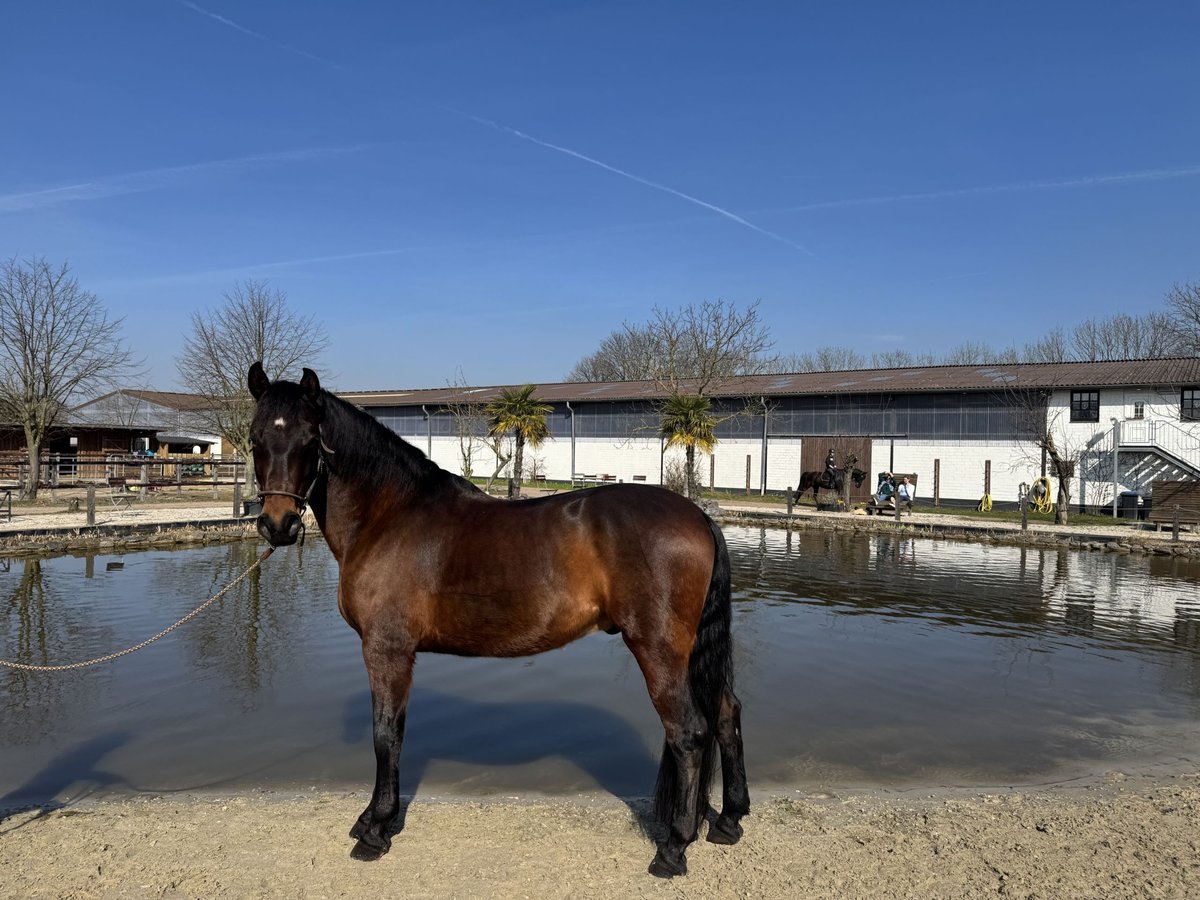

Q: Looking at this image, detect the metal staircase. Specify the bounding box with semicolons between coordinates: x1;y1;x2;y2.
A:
1118;419;1200;479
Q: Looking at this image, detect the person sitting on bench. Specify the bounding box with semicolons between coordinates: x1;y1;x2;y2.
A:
896;475;914;509
874;473;895;507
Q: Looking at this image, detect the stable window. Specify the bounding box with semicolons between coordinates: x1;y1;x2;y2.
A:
1070;390;1099;423
1184;388;1200;422
1131;402;1145;420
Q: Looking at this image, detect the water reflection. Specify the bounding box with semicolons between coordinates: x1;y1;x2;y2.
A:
742;526;1200;655
1;528;1199;807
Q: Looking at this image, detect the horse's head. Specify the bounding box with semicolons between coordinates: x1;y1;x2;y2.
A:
851;468;867;488
248;361;326;547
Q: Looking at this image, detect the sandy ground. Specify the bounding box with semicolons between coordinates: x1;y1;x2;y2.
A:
1;775;1198;899
2;495;1198;897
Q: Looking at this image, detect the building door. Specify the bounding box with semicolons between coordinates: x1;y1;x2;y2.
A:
1122;393;1149;444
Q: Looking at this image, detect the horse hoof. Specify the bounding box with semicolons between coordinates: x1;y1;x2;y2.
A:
706;817;743;845
648;851;687;878
350;838;388;862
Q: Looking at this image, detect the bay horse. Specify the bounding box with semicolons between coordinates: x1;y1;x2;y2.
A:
247;364;748;878
794;467;867;503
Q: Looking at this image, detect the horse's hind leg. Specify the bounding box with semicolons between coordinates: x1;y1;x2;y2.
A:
349;641;415;861
624;636;708;878
707;686;749;845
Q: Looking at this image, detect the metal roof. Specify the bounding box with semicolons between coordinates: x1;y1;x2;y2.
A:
73;389;218;413
341;357;1200;408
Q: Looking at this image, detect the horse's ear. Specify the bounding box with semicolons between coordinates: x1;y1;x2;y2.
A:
300;368;321;403
248;361;270;400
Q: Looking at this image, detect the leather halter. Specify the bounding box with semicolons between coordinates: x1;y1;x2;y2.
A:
256;431;335;545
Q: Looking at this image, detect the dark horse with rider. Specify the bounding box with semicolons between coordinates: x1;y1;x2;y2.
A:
794;448;867;503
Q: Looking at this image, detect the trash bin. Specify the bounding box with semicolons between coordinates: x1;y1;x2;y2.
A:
1117;492;1140;519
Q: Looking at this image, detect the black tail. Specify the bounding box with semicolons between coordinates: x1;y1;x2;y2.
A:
655;514;734;831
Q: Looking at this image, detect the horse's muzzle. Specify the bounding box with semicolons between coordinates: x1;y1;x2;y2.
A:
257;509;303;546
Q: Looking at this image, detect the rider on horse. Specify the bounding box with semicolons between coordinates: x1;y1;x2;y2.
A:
822;448;838;490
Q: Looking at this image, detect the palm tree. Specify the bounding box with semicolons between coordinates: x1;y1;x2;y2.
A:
486;384;552;498
659;394;717;499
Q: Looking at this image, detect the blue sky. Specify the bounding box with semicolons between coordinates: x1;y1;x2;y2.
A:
2;1;1198;392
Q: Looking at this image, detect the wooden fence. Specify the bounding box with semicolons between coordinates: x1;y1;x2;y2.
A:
0;452;248;496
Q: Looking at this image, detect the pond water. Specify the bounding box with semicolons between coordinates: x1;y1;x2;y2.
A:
2;526;1199;807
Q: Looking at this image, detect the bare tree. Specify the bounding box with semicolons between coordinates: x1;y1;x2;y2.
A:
1007;386;1087;525
768;346;867;373
176;280;329;466
812;346;865;371
870;348;938;368
1069;311;1176;361
1144;311;1181;356
1022;327;1070;363
566;328;662;382
653;299;777;395
443;370;511;492
1164;282;1200;356
567;299;776;394
942;341;1018;365
0;257;138;497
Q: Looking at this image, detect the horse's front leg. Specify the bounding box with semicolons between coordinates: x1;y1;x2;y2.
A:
350;639;415;861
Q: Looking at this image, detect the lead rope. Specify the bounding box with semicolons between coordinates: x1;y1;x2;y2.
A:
0;546;274;672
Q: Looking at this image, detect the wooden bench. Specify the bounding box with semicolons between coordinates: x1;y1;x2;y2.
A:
1148;480;1200;531
632;474;647;483
864;474;919;516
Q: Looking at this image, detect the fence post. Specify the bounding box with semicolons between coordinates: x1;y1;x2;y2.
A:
745;455;751;495
984;460;991;499
86;484;96;527
1020;493;1028;531
139;458;149;501
786;487;794;517
212;462;219;500
175;463;182;495
233;481;242;518
933;459;940;507
710;455;716;490
1174;505;1180;542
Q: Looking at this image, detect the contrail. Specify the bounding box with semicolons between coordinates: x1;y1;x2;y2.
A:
163;8;811;257
0;145;370;212
772;164;1200;214
450;108;814;256
91;244;429;290
173;0;343;69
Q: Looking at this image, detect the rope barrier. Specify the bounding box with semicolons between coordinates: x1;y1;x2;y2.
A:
0;547;274;672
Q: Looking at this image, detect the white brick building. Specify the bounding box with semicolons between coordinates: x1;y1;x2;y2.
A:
342;358;1200;511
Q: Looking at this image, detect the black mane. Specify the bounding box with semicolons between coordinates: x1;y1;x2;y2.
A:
318;389;481;497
